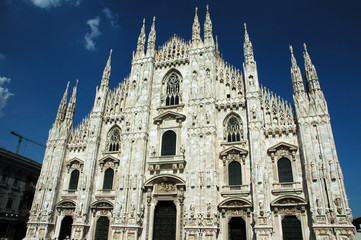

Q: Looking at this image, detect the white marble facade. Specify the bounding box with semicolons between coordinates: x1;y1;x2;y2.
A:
25;6;355;240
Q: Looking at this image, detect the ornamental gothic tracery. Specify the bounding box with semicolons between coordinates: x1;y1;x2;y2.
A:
24;5;354;240
165;73;181;106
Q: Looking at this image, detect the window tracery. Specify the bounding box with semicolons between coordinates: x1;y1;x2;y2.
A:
106;127;121;152
166;73;180;106
225;115;243;142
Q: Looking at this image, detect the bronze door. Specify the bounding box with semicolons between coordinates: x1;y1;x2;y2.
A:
59;216;73;240
94;216;109;240
228;217;246;240
153;201;176;240
282;216;303;240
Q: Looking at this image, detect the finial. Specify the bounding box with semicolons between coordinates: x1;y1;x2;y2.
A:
215;35;219;52
153;16;156;22
143;18;145;24
244;23;250;42
303;43;308;54
75;79;79;87
195;7;198;14
206;4;209;11
289;45;293;55
66;81;70;90
110;49;113;54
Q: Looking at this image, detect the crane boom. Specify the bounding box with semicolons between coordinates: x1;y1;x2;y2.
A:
10;131;46;154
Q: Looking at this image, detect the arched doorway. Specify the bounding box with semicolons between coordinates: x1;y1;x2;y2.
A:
58;216;73;240
94;216;109;240
282;216;302;240
153;201;176;240
228;217;246;240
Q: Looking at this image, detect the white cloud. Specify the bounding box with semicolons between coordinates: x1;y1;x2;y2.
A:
84;16;101;50
103;7;120;28
0;53;5;60
28;0;81;9
0;77;14;117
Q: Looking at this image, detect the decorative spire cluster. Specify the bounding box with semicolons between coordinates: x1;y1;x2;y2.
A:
192;7;201;43
217;59;244;92
69;114;90;147
303;43;321;92
288;43;323;98
135;18;146;57
261;86;295;134
55;81;69;123
101;49;112;87
104;78;129;118
289;45;305;93
65;79;78;121
203;5;214;45
154;35;190;63
147;17;156;56
243;23;255;64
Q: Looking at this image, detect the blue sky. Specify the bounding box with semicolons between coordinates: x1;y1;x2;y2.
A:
0;0;360;216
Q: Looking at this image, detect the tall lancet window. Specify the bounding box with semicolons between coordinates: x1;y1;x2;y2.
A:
226;116;243;142
166;73;180;106
106;127;121;152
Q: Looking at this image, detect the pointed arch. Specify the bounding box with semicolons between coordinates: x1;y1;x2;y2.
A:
162;69;182;106
106;125;121;152
223;113;243;142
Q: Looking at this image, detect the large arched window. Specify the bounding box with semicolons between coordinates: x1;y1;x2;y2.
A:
68;170;79;190
106;127;121;152
225;115;243;142
103;168;114;190
166;73;180;106
161;130;176;156
278;158;293;183
228;161;242;186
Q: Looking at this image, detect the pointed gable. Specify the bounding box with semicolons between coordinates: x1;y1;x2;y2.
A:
267;142;298;154
153;111;186;125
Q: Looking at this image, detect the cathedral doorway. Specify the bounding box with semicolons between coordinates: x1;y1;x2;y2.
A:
153;201;177;240
282;216;302;240
228;217;246;240
94;216;110;240
58;216;73;240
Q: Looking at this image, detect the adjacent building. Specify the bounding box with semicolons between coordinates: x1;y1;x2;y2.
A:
0;148;41;240
25;6;355;240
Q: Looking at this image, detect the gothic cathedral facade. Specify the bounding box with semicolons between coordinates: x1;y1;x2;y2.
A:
25;6;355;240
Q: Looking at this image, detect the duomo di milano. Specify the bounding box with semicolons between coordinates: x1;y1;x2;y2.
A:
25;5;355;240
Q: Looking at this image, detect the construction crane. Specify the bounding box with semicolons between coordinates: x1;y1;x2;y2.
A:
10;131;46;154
